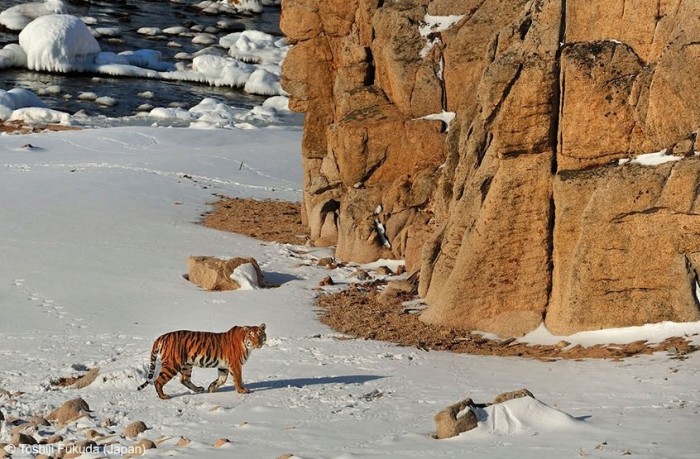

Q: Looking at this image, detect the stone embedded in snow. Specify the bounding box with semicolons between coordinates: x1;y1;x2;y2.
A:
123;420;148;438
127;438;157;457
187;256;266;291
434;398;478;439
19;14;101;72
10;432;37;446
46;398;91;425
434;389;584;439
214;438;231;447
493;388;535;404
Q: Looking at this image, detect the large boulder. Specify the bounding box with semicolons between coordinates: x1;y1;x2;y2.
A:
187;256;265;291
282;0;700;336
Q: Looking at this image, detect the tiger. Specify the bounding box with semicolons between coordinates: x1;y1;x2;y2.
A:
137;323;266;400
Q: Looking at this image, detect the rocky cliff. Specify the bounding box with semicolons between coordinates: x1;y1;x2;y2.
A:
281;0;700;336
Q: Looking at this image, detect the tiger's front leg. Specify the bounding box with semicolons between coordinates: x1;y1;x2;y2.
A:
207;368;228;393
230;364;250;394
179;365;205;394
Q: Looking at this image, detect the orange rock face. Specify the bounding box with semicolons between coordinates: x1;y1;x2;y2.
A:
282;0;700;336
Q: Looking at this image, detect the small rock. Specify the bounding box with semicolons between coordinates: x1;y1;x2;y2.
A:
46;398;91;425
319;276;334;286
126;438;157;457
123;421;148;438
317;257;336;268
378;280;416;304
84;429;102;440
11;432;37;446
46;434;63;444
434;398;478;439
213;438;230;447
493;388;535;404
349;269;369;280
375;265;393;276
176;437;191;447
278;455;295;459
29;416;50;426
154;436;170;446
555;340;571;348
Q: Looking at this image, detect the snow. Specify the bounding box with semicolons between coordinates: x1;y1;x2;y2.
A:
618;149;683;166
419;14;464;58
0;103;698;459
0;0;67;31
230;264;262;290
0;3;698;459
420;110;456;131
0;12;289;97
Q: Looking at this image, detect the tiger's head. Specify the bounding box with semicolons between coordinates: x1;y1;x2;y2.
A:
243;323;266;350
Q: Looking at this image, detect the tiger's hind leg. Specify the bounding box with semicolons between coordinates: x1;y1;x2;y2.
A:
179;365;205;394
154;361;178;400
207;368;228;393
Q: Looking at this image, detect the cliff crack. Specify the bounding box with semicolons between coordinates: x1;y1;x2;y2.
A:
485;63;523;125
684;254;700;312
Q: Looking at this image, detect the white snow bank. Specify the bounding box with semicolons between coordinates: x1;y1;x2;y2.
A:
230;263;262;290
421;111;456;131
469;396;589;437
520;321;700;347
618;149;683;166
19;14;100;72
419;14;464;58
8;107;71;125
0;88;46;121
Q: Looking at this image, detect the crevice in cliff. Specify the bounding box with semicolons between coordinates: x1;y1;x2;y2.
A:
485;63;523;125
542;192;555;322
684;254;700;313
360;152;388;184
545;0;567;319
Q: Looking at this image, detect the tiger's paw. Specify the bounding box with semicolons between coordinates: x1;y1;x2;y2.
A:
158;394;171;400
237;387;251;394
194;386;205;394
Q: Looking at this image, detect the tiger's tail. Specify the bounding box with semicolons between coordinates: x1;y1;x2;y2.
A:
137;336;162;391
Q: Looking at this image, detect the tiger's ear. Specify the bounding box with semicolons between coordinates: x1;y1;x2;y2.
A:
260;323;266;330
243;326;249;332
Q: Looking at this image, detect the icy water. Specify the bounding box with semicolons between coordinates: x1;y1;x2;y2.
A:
0;0;281;117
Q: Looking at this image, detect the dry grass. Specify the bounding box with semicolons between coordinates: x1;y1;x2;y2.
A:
201;195;309;245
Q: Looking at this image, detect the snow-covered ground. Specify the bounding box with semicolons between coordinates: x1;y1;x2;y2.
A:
0;1;699;458
1;122;699;459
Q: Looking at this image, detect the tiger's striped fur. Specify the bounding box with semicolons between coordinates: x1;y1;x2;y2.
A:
137;323;266;399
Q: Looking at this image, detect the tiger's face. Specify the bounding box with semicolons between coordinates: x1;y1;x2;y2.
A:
243;323;267;350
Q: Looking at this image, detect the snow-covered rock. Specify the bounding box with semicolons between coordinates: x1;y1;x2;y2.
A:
19;14;100;72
